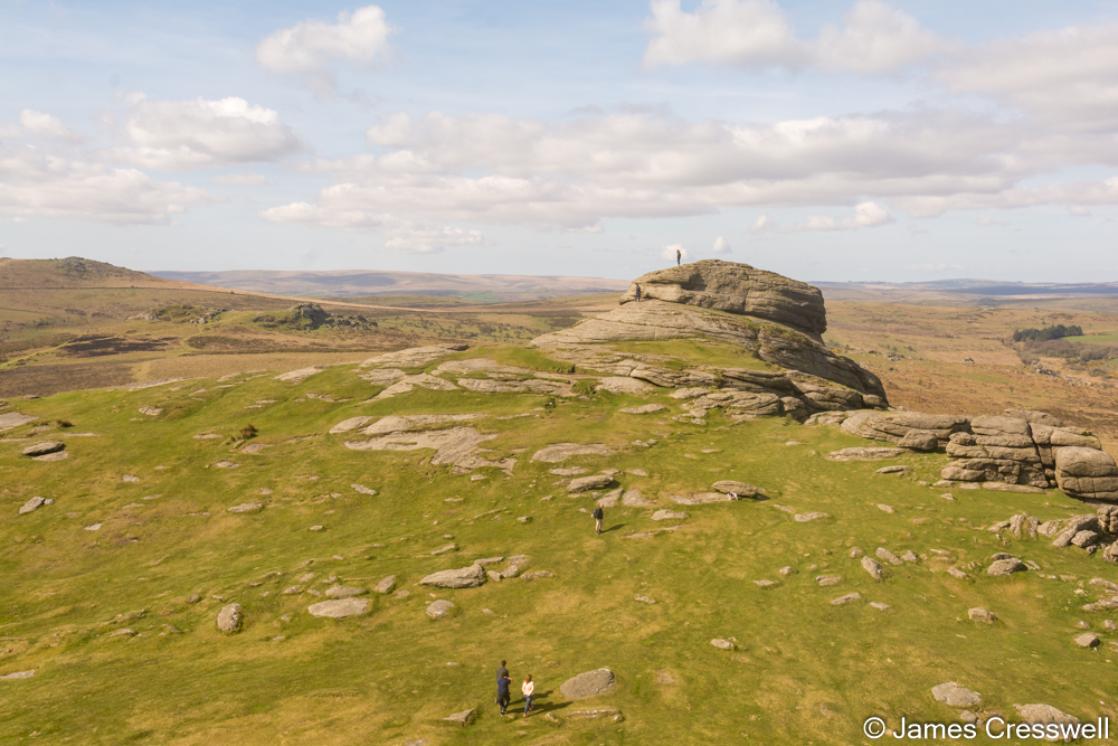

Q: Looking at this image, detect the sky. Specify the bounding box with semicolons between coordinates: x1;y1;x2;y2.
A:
1;0;1117;282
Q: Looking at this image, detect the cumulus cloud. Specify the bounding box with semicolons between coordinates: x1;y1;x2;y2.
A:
801;201;893;231
752;214;772;232
0;144;206;223
644;0;944;72
19;109;72;138
384;223;484;253
712;235;731;254
941;23;1118;132
271;108;1029;229
121;95;299;169
257;5;392;77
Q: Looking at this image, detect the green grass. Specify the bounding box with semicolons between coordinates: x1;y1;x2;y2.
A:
606;338;776;371
1;350;1116;744
1066;331;1118;345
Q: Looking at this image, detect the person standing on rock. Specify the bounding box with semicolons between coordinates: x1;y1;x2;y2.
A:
593;505;605;535
634;283;642;302
676;247;682;265
522;674;535;715
497;668;512;716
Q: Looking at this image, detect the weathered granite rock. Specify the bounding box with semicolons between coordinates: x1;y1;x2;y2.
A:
216;603;243;634
307;598;371;618
1055;447;1118;501
560;668;615;700
419;564;487;589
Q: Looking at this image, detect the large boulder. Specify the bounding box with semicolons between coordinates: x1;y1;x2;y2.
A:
840;411;968;448
1055;447;1118;501
560;668;616;700
620;260;827;338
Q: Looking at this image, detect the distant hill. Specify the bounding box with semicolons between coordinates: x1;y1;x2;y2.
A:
817;278;1118;302
0;257;169;288
154;269;628;301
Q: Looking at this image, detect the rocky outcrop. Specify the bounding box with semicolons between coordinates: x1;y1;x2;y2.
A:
817;408;1118;503
532;260;886;419
621;260;826;338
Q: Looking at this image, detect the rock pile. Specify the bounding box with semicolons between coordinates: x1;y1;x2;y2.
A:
818;409;1118;503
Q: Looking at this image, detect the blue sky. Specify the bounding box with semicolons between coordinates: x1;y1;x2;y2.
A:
2;0;1117;281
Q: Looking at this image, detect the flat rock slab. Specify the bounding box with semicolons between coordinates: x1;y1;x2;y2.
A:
275;366;322;383
419;564;486;589
227;502;264;514
711;480;763;497
710;638;736;650
597;377;657;395
0;412;36;432
619;404;667;415
532;443;611;463
442;707;477;726
672;492;737;506
0;670;36;681
22;441;65;457
426;599;456;620
568;474;617;493
324;585;367;599
932;682;982;708
827;447;905;462
830;592;862;606
1014;704;1079;725
987;558;1027;576
374;576;397;594
651;509;688;521
560;668;616;700
18;496;53;515
330;416;374;434
307;598;371;618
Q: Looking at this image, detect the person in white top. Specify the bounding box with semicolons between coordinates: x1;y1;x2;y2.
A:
521;674;535;715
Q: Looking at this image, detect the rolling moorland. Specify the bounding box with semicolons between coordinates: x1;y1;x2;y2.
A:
2;258;1118;744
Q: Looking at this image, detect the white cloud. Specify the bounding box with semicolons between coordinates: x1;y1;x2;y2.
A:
20;109;71;138
712;235;731;254
752;214;772;232
941;23;1118;132
122;96;299;169
0;144;206;223
644;0;805;69
644;0;943;72
215;173;268;186
257;5;392;75
802;200;893;231
384;223;484;253
661;243;687;261
816;0;947;73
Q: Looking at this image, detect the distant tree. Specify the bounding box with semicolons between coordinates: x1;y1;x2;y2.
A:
1012;324;1083;342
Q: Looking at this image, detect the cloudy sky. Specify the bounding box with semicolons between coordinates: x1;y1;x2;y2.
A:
2;0;1117;281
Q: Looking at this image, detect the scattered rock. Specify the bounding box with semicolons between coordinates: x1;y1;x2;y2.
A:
931;682;982;708
710;480;763;498
1073;632;1100;648
1013;704;1079;726
793;511;829;523
426;599;456;620
861;557;884;581
651;509;688;522
816;575;842;587
0;670;36;681
442;707;477;727
419;564;487;589
531;443;611;463
227;501;264;514
216;603;243;634
619;404;667;415
968;607;997;624
138;406;163;417
560;668;616;700
307;598;371;618
634;594;657;605
21;441;65;458
876;466;908;475
351;483;378;496
324;585;367;599
18;496;53;515
830;592;862;606
875;548;903;566
987;558;1027;576
710;638;736;650
568;474;617;493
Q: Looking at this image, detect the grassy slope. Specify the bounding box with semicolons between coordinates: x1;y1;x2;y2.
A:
1;345;1117;744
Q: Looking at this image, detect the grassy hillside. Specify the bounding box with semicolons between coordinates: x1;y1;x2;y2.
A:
2;343;1116;744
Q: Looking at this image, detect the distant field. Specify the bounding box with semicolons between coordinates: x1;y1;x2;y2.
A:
1066;331;1118;345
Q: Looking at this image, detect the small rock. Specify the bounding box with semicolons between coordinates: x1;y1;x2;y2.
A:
861;557;884;581
374;575;397;594
426;599;456;620
868;601;890;611
0;670;36;681
516;515;532;524
710;638;736;651
848;546;864;559
307;598;371;618
227;502;264;514
651;509;688;522
931;681;982;708
778;566;796;577
84;522;102;531
1013;703;1078;726
22;441;65;457
216;603;243;634
900;550;919;563
875;547;903;566
816;575;842;587
987;558;1027;576
947;567;969;580
18;496;52;515
308;525;325;532
793;512;829;523
876;503;895;513
442;707;477;726
876;466;907;475
419;564;487;589
568;474;617;493
1073;632;1100;648
830;592;862;606
324;585;367;599
634;594;657;605
754;579;778;589
560;668;615;700
431;543;458;556
968;607;997;624
351;483;378;496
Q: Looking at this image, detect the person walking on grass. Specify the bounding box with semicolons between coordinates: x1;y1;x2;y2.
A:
522;675;535;715
497;669;512;716
593;505;605;535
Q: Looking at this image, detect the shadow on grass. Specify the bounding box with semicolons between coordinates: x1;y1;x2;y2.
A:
600;523;626;534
